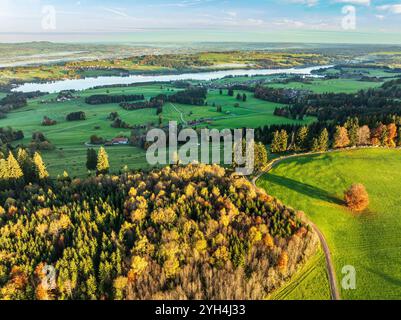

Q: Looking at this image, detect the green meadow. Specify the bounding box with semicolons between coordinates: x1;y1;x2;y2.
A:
2;84;313;177
267;78;384;94
257;149;401;300
268;249;331;300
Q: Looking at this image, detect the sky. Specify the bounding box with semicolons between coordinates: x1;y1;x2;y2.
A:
0;0;401;43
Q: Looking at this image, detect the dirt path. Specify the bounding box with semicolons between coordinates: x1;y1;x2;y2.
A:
252;151;341;300
169;103;187;125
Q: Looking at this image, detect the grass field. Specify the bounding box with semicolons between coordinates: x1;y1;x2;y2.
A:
257;148;401;300
267;78;384;94
268;249;331;300
2;84;313;176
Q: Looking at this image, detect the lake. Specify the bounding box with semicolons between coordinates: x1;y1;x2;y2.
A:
13;65;332;93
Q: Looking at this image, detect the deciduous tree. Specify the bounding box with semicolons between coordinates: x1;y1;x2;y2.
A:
333;126;350;149
33;152;49;180
97;147;110;175
344;183;369;212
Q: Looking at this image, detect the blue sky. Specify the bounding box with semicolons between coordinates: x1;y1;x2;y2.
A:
0;0;401;43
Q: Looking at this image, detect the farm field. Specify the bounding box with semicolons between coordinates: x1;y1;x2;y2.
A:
3;83;313;176
257;148;401;300
267;78;384;94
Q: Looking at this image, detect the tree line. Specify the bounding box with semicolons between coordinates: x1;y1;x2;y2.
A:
85;94;145;105
268;117;401;154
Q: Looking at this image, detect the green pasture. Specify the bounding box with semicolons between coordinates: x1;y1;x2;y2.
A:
257;149;401;300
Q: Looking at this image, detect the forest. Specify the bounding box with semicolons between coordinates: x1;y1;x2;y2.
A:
0;154;318;299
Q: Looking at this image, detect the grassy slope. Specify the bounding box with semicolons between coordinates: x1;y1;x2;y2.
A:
268;249;331;300
268;79;384;94
2;85;312;177
257;149;401;300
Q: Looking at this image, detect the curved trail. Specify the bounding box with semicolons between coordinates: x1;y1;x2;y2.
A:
169;103;187;125
252;151;341;300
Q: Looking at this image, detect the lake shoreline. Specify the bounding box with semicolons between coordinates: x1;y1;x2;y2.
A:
12;65;333;93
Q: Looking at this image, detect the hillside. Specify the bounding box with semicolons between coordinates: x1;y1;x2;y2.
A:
0;164;318;300
257;148;401;299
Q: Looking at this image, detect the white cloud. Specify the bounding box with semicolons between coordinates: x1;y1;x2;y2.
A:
101;7;128;18
287;0;319;7
225;11;237;17
334;0;371;6
375;14;385;20
274;18;306;28
377;4;401;14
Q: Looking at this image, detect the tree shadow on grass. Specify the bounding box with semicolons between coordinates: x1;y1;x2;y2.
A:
266;173;344;206
364;266;401;287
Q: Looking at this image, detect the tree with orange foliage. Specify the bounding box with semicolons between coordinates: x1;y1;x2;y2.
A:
333;126;350;149
277;251;289;274
344;184;369;212
387;123;397;148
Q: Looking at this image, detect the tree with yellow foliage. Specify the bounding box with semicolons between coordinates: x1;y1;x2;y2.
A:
96;147;110;175
33;152;49;180
0;159;7;180
7;152;23;180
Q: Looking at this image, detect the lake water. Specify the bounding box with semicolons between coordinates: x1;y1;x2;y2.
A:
13;65;332;93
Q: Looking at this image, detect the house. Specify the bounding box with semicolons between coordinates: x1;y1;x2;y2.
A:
111;137;129;145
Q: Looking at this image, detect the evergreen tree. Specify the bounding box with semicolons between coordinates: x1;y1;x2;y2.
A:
7;152;23;180
379;125;389;146
318;128;329;151
295;126;308;151
33;152;49;180
270;131;281;153
17;148;36;182
311;137;320;152
228;88;234;97
86;148;98;171
17;148;29;164
242;94;247;102
279;130;288;152
97;147;110;175
0;159;7;180
254;142;269;172
345;117;359;147
397;127;401;147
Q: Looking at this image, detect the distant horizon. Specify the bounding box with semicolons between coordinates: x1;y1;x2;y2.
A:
2;31;401;46
1;0;401;44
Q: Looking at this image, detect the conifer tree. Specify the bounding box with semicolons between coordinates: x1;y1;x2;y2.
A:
311;137;320;152
379;125;389;146
86;148;98;171
254;142;268;172
295;126;308;151
270;131;281;153
7;152;23;180
318;128;329;151
0;159;7;180
97;147;110;175
33;152;49;180
397;127;401;147
279;129;288;152
345;117;359;147
17;148;36;182
17;148;29;164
